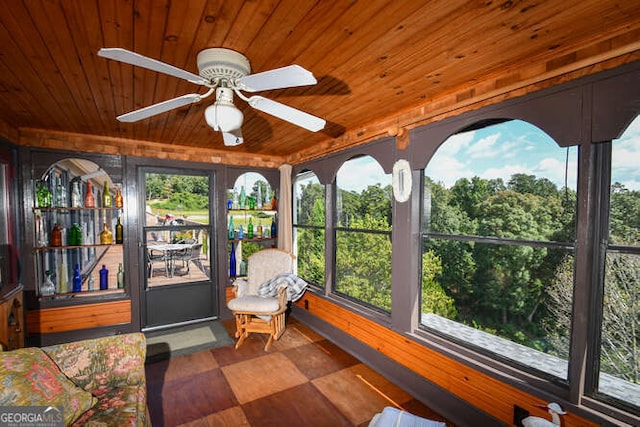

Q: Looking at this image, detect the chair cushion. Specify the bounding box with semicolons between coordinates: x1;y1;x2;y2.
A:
228;295;280;313
246;250;293;294
0;347;97;425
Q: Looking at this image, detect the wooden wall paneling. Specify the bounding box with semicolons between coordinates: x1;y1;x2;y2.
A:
61;1;118;135
295;293;601;427
0;4;71;130
26;300;132;334
17;129;286;168
98;0;135;141
24;1;105;133
241;0;316;72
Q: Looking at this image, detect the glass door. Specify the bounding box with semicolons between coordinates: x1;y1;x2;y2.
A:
141;168;216;329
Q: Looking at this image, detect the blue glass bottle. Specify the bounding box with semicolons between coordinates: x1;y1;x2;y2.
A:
72;263;82;293
270;216;277;238
99;265;108;290
230;242;236;277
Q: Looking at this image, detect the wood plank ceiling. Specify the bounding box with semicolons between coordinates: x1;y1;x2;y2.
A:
1;0;639;164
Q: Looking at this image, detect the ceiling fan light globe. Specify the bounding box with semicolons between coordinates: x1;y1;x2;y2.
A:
204;103;243;132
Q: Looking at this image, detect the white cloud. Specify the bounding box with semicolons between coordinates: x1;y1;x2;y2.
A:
426;154;471;187
337;157;390;193
465;132;501;159
481;164;530;182
534;157;578;189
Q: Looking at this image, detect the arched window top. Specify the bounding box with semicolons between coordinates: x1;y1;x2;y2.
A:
336;155;391;231
424;118;577;242
294;170;324;226
427;119;576;193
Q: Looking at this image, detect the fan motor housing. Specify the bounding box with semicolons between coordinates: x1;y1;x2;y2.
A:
197;48;251;83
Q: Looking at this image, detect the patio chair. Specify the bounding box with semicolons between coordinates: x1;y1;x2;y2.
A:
173;243;203;277
147;248;168;278
227;249;295;351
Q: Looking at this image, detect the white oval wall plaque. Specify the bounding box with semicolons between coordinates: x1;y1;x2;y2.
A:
392;159;412;203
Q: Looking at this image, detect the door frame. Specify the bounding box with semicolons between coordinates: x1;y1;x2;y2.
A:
136;163;220;331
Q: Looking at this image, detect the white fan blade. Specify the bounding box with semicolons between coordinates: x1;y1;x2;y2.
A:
222;129;244;146
237;65;317;92
98;48;207;85
248;95;326;132
248;96;325;132
117;94;201;122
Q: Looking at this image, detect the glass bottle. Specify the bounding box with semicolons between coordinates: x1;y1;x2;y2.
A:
36;180;52;208
115;217;123;244
84;180;95;208
41;270;55;297
117;263;124;289
264;189;271;210
271;216;277;238
50;223;62;247
228;216;235;240
70;180;82;208
248;196;256;210
100;222;113;245
72;263;82;293
68;223;77;246
55;176;67;208
257;185;263;209
239;186;246;209
238;225;244;240
271;195;277;211
87;275;95;291
232;189;239;210
239;259;247;276
229;242;236;277
114;186;124;208
257;221;263;239
58;262;68;294
102;181;112;208
247;217;254;239
99;265;108;290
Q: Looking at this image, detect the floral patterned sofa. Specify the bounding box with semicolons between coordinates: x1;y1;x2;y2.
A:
0;333;150;426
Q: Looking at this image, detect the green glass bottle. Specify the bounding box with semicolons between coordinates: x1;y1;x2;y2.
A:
239;186;246;209
228;216;235;239
102;181;112;208
115;217;123;244
247;217;254;239
117;263;124;289
36;180;52;208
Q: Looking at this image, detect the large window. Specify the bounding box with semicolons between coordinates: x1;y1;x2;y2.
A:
335;156;392;312
598;115;640;407
421;119;578;380
293;171;325;287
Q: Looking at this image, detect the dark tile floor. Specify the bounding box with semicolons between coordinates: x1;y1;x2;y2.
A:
145;317;453;426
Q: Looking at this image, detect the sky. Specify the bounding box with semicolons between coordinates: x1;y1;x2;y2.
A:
334;117;640;193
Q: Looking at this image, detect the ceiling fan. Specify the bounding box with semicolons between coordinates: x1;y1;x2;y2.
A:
97;47;326;146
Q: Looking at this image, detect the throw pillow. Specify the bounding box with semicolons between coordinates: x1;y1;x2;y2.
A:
0;347;97;425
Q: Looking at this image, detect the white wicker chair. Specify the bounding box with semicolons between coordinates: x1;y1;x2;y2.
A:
227;249;295;351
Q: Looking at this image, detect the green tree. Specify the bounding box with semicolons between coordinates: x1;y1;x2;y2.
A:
508;173;559;198
609;182;640;245
297;182;324;225
424;178;477;313
473;190;562;336
297;198;326;286
421;250;457;318
335;215;392;311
